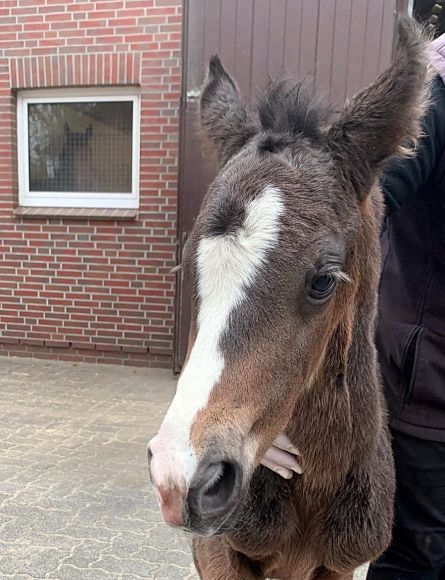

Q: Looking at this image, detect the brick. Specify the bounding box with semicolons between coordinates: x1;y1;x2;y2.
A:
44;340;70;348
51;21;78;30
0;337;20;345
39;5;68;14
116;8;145;17
39;38;65;47
94;343;121;352
66;3;95;11
21;338;45;346
71;341;95;350
88;9;116;18
44;11;73;21
93;1;125;8
25;22;49;31
125;0;153;7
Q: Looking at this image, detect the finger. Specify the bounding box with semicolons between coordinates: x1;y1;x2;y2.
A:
272;433;300;456
262;446;303;474
260;457;293;479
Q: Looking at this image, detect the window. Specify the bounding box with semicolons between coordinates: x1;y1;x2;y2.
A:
17;88;140;209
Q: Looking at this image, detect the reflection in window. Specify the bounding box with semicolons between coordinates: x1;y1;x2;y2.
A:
28;101;133;193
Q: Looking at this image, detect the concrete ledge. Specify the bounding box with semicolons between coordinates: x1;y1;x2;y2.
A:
14;207;138;220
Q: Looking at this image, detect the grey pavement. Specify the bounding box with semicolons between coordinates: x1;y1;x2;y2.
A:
0;357;368;580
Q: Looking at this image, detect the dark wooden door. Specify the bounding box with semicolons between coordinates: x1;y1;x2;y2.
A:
174;0;401;371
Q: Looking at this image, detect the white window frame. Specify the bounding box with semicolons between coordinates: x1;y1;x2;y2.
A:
17;87;141;209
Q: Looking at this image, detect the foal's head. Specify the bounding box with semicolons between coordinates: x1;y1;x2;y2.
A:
149;18;428;536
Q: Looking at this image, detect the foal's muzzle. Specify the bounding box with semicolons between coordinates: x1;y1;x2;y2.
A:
148;443;243;534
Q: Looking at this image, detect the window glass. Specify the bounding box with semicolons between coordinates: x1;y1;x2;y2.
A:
28;101;133;194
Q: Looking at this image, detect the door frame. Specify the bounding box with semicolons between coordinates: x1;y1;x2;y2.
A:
173;0;190;373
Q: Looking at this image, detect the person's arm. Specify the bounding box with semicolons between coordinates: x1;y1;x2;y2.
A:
382;74;445;213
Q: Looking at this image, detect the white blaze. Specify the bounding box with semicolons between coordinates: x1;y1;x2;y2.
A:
150;186;284;489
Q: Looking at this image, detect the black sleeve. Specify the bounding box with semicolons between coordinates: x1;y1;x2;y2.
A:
380;74;445;214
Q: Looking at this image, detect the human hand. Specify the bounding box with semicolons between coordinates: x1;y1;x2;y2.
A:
260;433;303;479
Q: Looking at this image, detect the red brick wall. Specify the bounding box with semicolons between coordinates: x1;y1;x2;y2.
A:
0;0;182;368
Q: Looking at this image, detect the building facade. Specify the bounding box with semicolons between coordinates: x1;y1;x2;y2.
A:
0;0;182;368
1;0;426;370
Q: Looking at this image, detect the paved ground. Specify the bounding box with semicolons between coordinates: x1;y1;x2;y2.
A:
0;357;368;580
0;357;196;580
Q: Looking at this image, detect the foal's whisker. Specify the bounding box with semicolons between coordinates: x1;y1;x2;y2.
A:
170;264;183;274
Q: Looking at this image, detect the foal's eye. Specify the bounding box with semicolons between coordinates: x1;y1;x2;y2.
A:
309;274;336;301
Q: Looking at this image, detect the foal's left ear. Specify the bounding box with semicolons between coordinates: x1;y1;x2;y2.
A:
326;16;430;201
200;56;257;165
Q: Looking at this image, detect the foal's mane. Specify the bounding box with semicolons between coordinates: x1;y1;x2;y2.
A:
257;79;331;149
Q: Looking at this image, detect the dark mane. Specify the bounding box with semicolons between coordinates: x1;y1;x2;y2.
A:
257;79;331;144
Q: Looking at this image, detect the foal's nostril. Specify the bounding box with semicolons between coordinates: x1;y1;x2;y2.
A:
197;460;239;515
202;462;235;497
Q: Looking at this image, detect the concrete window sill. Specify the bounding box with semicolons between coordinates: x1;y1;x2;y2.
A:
14;207;138;220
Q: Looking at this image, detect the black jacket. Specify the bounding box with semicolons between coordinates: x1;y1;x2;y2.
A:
378;75;445;441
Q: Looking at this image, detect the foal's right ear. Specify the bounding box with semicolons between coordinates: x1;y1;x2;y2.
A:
200;56;257;165
326;16;430;201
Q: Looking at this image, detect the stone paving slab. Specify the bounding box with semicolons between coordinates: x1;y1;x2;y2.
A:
0;357;368;580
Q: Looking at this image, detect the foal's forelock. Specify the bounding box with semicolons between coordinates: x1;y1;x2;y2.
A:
157;186;284;486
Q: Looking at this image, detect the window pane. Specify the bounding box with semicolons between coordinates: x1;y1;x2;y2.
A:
28;101;133;193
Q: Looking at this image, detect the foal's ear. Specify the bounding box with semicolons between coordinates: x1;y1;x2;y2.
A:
200;55;257;165
326;16;430;201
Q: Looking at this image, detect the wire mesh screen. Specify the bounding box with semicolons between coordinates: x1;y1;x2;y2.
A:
28;101;133;193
